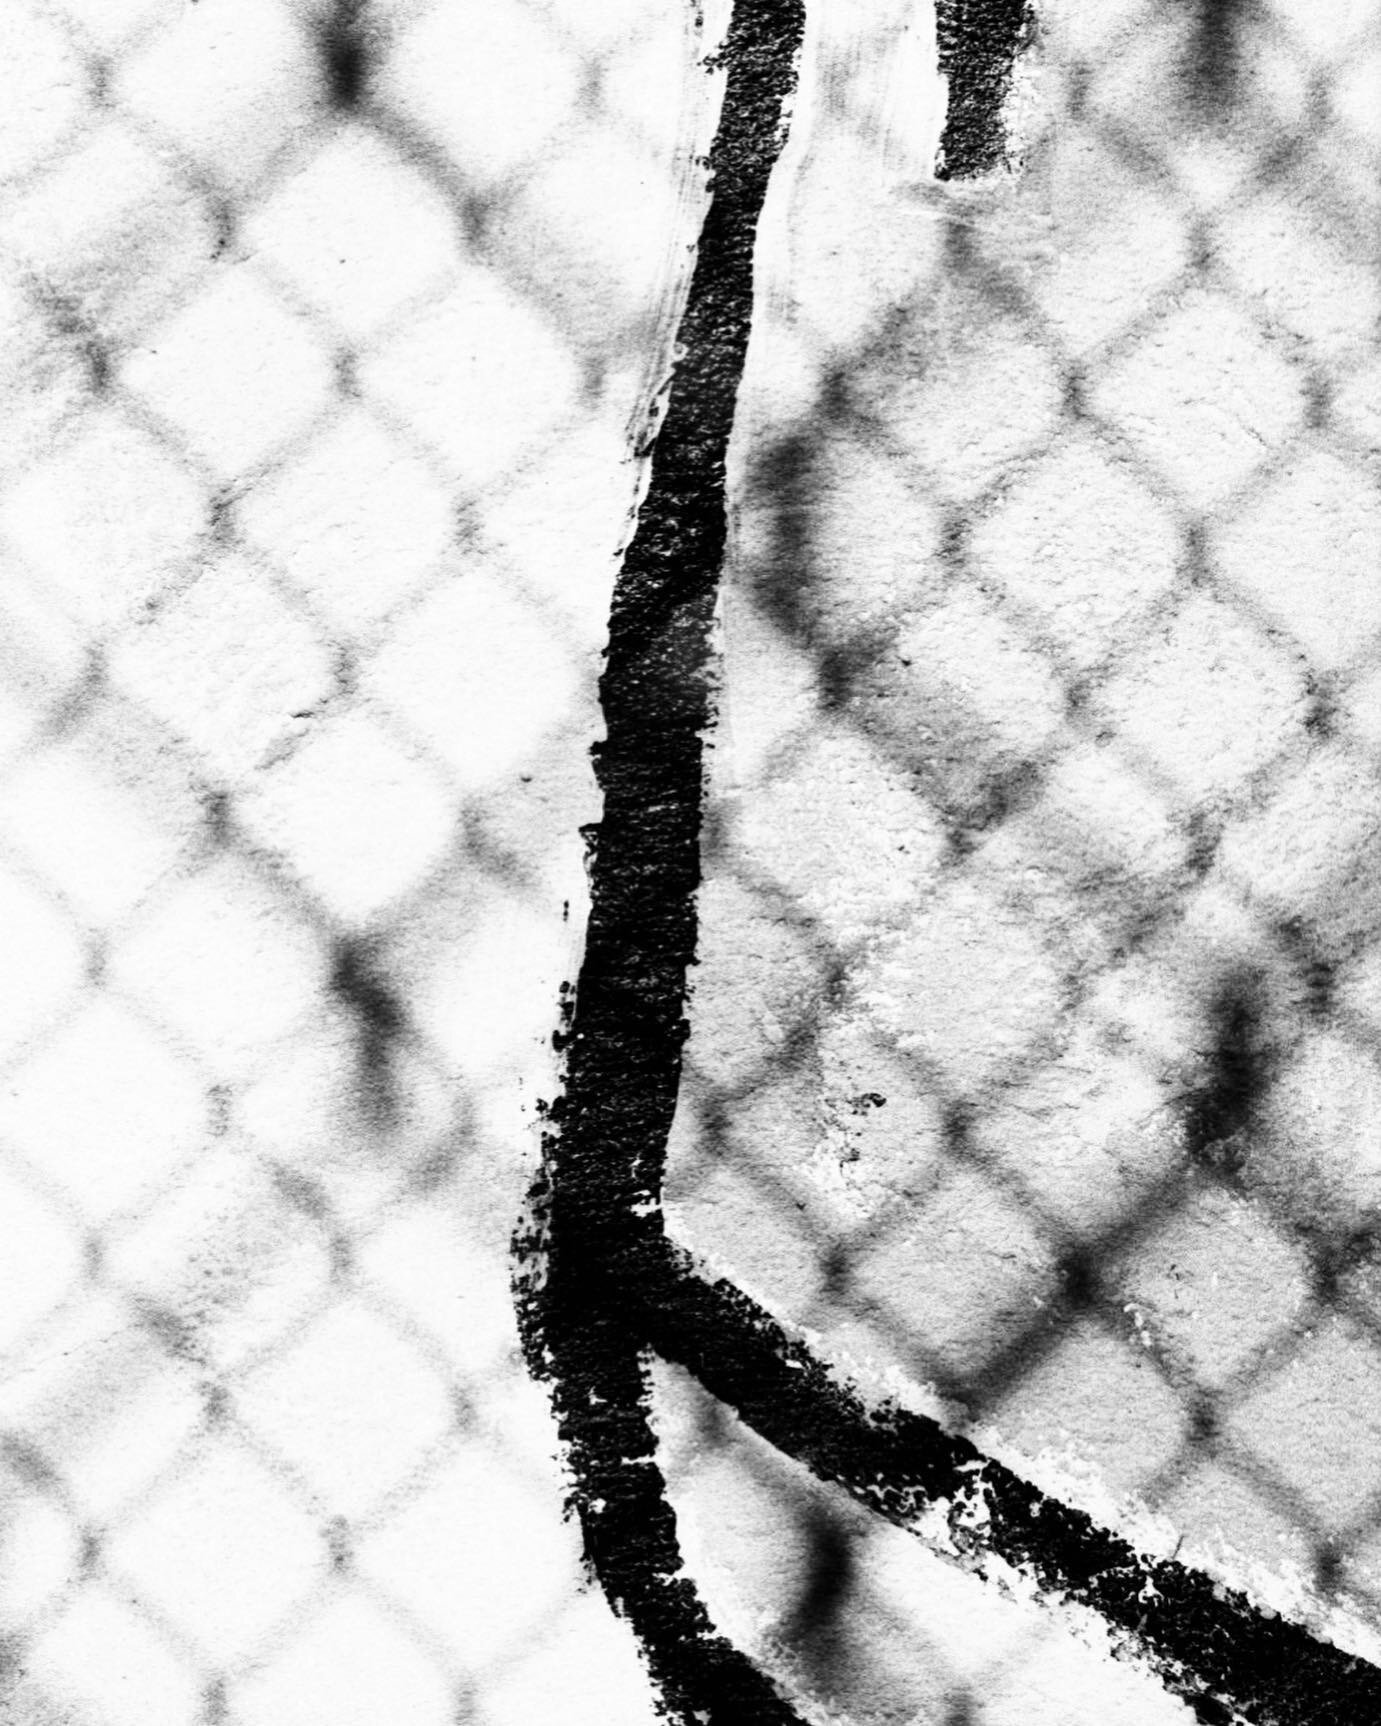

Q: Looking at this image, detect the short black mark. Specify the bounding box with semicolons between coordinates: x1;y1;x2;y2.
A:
934;0;1034;179
510;1;1380;1722
513;2;808;1720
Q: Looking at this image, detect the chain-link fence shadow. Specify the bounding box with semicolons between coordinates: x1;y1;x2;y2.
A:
662;0;1381;1717
2;0;1380;1722
0;0;707;1720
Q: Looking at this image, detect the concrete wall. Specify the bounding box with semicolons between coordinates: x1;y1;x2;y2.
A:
665;0;1381;1716
0;0;1378;1722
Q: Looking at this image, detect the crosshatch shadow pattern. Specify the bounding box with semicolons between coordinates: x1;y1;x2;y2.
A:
0;0;1380;1723
664;0;1381;1714
0;0;694;1722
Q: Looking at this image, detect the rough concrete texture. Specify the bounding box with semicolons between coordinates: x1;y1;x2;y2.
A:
662;0;1381;1714
1;0;1378;1723
0;0;718;1721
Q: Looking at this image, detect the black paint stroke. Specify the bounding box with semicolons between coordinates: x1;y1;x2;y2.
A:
641;1245;1381;1726
934;0;1033;178
515;1;808;1721
512;0;1381;1721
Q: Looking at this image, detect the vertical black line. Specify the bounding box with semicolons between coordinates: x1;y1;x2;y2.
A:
513;2;1381;1721
513;2;807;1721
934;0;1033;178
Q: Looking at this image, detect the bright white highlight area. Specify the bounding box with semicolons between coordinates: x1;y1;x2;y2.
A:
0;0;721;1721
670;0;1381;1708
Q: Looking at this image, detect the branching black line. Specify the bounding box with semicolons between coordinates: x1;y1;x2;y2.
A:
935;0;1033;178
514;1;808;1720
641;1244;1381;1726
512;0;1381;1721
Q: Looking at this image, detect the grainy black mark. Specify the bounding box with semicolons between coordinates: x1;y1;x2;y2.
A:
510;0;1378;1720
513;2;807;1719
1184;519;1213;585
208;488;237;543
934;0;1033;179
643;1255;1381;1726
1304;688;1336;740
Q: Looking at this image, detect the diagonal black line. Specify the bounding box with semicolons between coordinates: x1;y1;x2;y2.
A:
643;1245;1381;1726
935;0;1033;178
512;2;1381;1723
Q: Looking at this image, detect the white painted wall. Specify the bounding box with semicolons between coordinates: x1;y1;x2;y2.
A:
1;0;1378;1722
667;0;1381;1714
0;0;708;1720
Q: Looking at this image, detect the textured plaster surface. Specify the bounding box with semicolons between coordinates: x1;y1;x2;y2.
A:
662;0;1381;1713
1;0;1378;1723
0;0;717;1721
